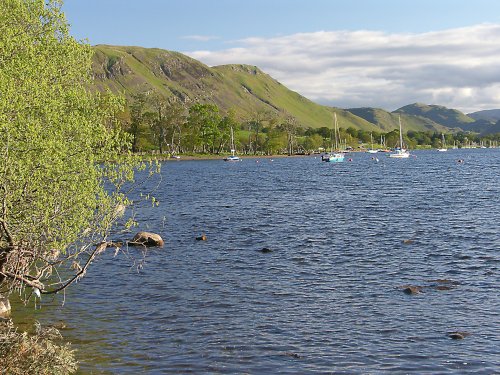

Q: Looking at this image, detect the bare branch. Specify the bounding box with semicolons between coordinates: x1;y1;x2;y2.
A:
40;241;109;295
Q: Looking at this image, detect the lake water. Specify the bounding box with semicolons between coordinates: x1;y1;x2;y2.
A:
13;149;500;374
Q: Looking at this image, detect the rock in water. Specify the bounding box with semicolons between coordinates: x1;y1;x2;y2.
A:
130;231;164;247
196;234;207;241
448;331;470;340
402;285;422;295
259;247;273;253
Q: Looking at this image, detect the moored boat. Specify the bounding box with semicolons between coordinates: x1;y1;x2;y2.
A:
322;113;345;163
389;115;410;158
223;127;241;162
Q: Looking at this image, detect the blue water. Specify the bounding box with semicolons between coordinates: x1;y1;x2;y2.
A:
16;149;500;374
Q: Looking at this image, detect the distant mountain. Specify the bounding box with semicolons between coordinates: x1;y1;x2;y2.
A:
346;107;449;133
467;118;500;135
395;103;475;128
467;109;500;122
489;121;500;134
90;45;499;135
91;45;377;131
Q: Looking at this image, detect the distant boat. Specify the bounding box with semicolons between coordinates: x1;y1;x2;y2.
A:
322;151;345;162
367;132;378;153
378;134;391;152
437;133;447;152
223;127;241;162
322;113;345;162
389;115;410;158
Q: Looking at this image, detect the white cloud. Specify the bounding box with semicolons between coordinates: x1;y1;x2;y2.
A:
185;24;500;113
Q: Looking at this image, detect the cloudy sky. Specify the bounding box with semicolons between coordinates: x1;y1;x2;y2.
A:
63;0;500;113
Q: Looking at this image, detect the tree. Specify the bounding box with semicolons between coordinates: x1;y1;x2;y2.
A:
302;134;324;152
149;93;169;154
129;92;152;152
217;109;238;154
162;100;186;154
0;0;146;300
280;115;298;155
249;109;274;155
186;103;220;153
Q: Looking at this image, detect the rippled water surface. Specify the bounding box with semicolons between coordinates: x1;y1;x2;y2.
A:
16;149;500;374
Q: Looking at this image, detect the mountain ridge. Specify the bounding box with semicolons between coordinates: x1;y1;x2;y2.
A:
91;44;498;135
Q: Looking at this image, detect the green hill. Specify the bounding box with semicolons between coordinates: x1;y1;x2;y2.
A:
395;103;475;129
91;45;497;135
345;107;450;133
468;109;500;122
91;45;377;131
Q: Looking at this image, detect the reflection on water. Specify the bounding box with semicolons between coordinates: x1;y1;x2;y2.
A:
11;149;500;374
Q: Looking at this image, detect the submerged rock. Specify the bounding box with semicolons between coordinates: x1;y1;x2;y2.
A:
402;285;422;295
428;279;459;291
448;331;471;340
283;352;302;359
259;247;273;253
435;285;454;291
129;231;164;247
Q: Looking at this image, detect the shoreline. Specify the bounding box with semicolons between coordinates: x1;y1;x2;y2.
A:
155;153;317;161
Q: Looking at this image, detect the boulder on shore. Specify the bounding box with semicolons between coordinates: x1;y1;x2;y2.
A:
0;294;11;317
129;231;164;247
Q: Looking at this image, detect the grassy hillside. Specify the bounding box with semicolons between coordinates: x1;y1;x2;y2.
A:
91;45;497;135
91;45;378;130
210;65;378;130
396;103;475;128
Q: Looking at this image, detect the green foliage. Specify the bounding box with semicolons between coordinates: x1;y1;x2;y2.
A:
0;320;77;375
122;92;500;155
185;103;222;153
0;0;147;296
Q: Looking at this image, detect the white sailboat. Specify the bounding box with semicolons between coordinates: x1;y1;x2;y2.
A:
322;113;345;162
389;115;410;158
223;127;241;161
437;133;447;152
367;132;378;153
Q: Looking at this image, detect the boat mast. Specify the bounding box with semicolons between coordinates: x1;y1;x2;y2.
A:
334;113;339;150
398;115;404;149
230;127;235;156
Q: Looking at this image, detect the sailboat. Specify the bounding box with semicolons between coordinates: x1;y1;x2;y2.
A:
223;127;241;161
389;115;410;158
367;132;378;153
379;134;390;153
322;113;345;162
437;133;447;152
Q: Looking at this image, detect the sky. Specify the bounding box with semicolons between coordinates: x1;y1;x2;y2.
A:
62;0;500;113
